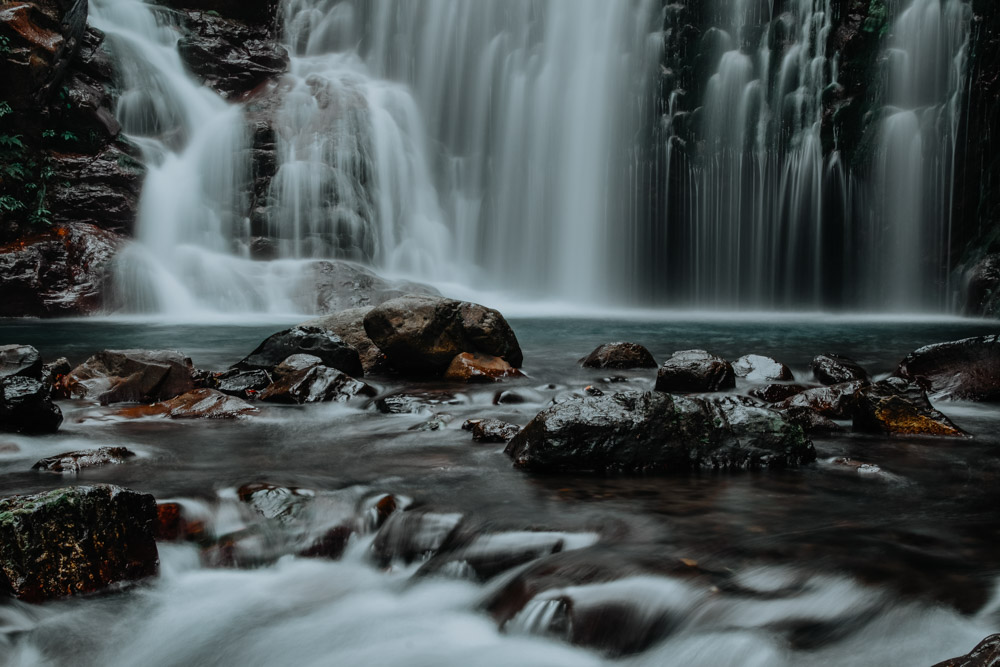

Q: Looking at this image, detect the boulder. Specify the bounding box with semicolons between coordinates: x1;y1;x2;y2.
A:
363;295;523;375
258;365;374;404
931;634;1000;667
812;353;869;385
0;485;158;601
272;353;323;377
853;378;968;437
33;446;136;472
117;388;258;419
654;349;735;393
444;352;523;383
505;391;814;474
895;335;1000;401
777;381;866;419
0;376;63;434
303;307;386;373
234;326;363;377
469;418;521;443
62;349;195;405
213;368;272;399
291;261;440;316
0;344;42;380
749;383;808;403
963;254;1000;317
732;354;794;382
581;343;657;370
0;223;124;317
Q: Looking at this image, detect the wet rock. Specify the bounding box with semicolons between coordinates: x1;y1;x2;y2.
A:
470;419;521;443
238;482;314;523
0;485;158;602
811;353;870;385
364;295;523;375
375;391;463;415
654;349;735;393
234;326;363;378
259;365;374;404
777;381;866;419
155;502;205;542
732;354;794;382
33;446;135;473
0;224;124;318
273;353;323;377
931;633;1000;667
749;383;808;403
895;335;1000;401
370;510;464;567
0;345;42;380
419;531;587;582
409;413;454;432
213;368;272;399
0;376;63;434
41;356;72;391
46;144;145;232
444;352;524;383
298;525;353;560
62;349;195;405
304;307;387;374
494;389;533;405
159;0;279;24
831;458;882;475
963;254;1000;318
118;388;258;420
853;378;968;438
505;391;814;474
581;343;657;370
292;261;440;316
780;406;843;434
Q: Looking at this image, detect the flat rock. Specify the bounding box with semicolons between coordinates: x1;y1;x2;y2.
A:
895;335;1000;401
213;368;272;399
581;343;657;370
33;446;136;473
654;350;735;393
853;378;968;437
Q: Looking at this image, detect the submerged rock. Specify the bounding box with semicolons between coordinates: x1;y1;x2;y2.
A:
931;633;1000;667
811;353;869;385
118;388;258;420
62;349;195;405
581;343;657;370
363;295;523;375
370;510;464;567
259;364;374;404
0;376;63;434
0;485;158;602
234;326;363;378
654;350;735;393
853;378;968;438
895;335;1000;401
0;345;42;380
444;352;523;383
505;391;814;474
732;354;794;382
33;446;136;473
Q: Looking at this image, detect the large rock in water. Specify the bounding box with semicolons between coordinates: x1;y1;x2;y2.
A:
853;378;968;438
504;391;814;474
0;485;158;602
895;335;1000;401
0;376;63;434
812;353;870;385
62;349;195;405
654;350;735;393
777;381;867;419
0;345;42;380
931;634;1000;667
732;354;793;382
303;307;386;374
0;224;124;318
259;364;374;404
234;326;363;377
581;342;657;370
364;295;523;375
117;388;258;419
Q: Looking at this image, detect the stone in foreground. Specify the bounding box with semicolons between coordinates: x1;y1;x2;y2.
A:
259;365;374;404
0;376;63;434
0;485;158;602
505;391;814;474
234;326;363;378
654;349;735;393
931;634;1000;667
852;378;968;437
895;335;1000;401
581;342;657;370
33;447;136;473
444;352;523;382
118;388;258;419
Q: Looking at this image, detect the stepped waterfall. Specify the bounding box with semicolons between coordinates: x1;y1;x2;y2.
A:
94;0;972;314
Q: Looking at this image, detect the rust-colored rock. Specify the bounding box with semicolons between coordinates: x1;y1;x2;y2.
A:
117;388;258;420
853;378;968;438
444;352;523;383
777;381;866;419
62;349;195;405
895;335;1000;401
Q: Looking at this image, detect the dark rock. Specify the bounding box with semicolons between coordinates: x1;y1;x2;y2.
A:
654;349;735;393
780;406;843;434
0;376;63;434
732;354;794;382
494;389;532;405
812;353;870;385
444;352;523;383
0;345;42;380
364;295;523;375
158;0;278;24
749;383;808;403
370;510;464;567
62;349;195;405
409;413;454;432
0;224;124;317
298;525;353;560
291;261;440;316
303;307;387;374
155;502;205;542
33;446;135;472
234;326;363;377
117;388;258;419
963;255;1000;317
41;356;72;390
777;381;866;419
895;335;1000;401
375;391;463;415
931;634;1000;667
0;485;158;602
418;530;580;582
214;368;272;399
272;353;323;377
505;391;814;474
258;365;374;404
46;144;145;232
471;419;521;443
581;343;657;370
237;482;313;523
853;378;969;438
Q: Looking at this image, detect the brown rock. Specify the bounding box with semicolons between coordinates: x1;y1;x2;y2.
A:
62;349;195;405
304;307;387;374
118;388;258;419
581;343;657;370
895;335;1000;401
749;383;808;403
258;365;374;404
777;381;866;419
654;350;735;393
444;352;523;383
853;378;968;437
32;446;135;472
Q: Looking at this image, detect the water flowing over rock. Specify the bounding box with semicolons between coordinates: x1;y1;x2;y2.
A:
895;335;1000;401
581;343;657;370
505;391;814;474
63;349;195;405
234;326;363;377
812;354;870;385
0;485;158;602
853;377;969;437
363;295;523;375
33;446;136;473
732;355;794;382
370;510;463;568
932;634;1000;667
0;376;63;434
654;350;735;393
118;388;258;420
962;254;1000;317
